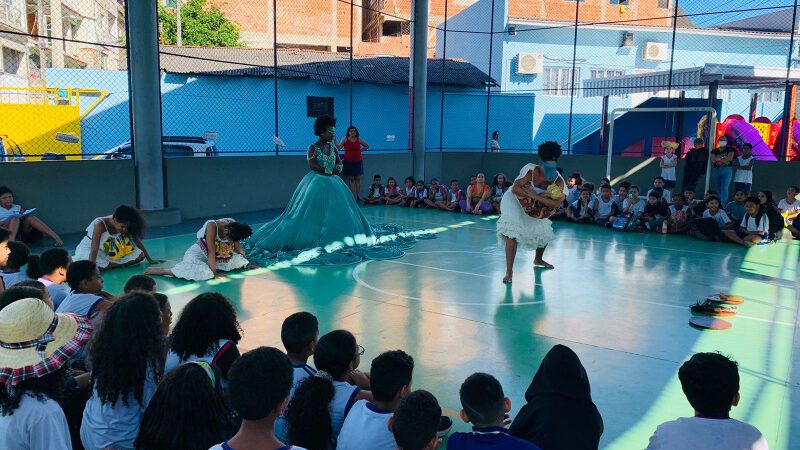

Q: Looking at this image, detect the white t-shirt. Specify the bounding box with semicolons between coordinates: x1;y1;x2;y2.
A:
337;400;396;450
646;417;768;450
209;444;305;450
595;196;616;217
777;198;800;214
703;209;731;227
741;214;769;234
39;278;68;309
661;154;678;181
734;155;755;183
330;381;361;444
0;394;72;450
624;198;646;215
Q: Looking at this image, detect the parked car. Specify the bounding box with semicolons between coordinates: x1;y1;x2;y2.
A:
0;135;25;162
92;136;219;160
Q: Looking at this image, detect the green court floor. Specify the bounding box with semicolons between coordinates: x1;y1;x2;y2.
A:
96;206;800;450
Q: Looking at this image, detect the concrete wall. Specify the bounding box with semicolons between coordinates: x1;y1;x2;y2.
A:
165;153;413;219
0;160;135;234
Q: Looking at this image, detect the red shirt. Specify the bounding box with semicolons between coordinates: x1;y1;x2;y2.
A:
343;138;362;163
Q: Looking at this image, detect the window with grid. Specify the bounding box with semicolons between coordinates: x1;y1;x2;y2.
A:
542;67;580;97
760;91;783;103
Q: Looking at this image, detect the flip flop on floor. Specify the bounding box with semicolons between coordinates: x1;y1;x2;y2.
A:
691;300;737;317
714;293;745;305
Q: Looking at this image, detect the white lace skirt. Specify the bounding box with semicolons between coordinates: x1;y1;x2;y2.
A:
170;244;250;281
496;190;556;250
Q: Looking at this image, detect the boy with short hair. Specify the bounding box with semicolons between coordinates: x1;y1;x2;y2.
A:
365;175;386;205
275;311;319;442
210;347;302;450
123;274;157;293
448;179;464;212
447;373;539;450
34;248;71;308
338;350;415;450
648;177;672;204
725;189;747;224
593;185;616;226
646;352;767;450
401;177;417;207
640;192;670;232
56;260;114;318
391;390;442;450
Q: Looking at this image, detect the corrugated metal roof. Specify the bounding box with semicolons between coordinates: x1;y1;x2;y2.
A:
583;64;800;97
158;46;495;88
717;7;798;33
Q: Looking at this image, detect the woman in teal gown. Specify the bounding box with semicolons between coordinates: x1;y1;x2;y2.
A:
245;115;426;265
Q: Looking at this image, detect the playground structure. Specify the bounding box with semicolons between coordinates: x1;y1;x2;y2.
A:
704;114;800;161
0;87;108;161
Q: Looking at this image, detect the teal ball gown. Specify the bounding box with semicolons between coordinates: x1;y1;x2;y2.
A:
244;143;432;266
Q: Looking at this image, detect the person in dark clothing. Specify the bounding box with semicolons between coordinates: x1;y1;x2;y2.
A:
509;345;603;450
682;138;708;192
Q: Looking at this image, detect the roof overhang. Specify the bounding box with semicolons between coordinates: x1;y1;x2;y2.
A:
582;64;800;98
506;18;793;40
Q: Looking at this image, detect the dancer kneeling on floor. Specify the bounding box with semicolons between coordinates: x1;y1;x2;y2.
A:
146;219;252;281
497;141;567;282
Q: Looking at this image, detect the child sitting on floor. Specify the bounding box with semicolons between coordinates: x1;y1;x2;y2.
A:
74;205;163;270
595;177;613;197
646;353;767;450
410;180;428;208
447;179;464;212
447;373;540;450
338;350;415;450
567;189;594;224
56;260;114;318
401;177;416;207
146;219;252;281
285;330;373;449
275;311;319;441
667;194;691;233
27;248;71;309
648;177;672;204
0;241;32;288
209;347;296;450
384;177;403;205
722;196;769;247
778;185;800;225
725;189;747;224
425;179;451;211
593;185;617;226
365;174;386;205
640;191;670;232
391;390;442;450
123;274;157;294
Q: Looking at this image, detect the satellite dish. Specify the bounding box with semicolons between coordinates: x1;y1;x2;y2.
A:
273;136;285;147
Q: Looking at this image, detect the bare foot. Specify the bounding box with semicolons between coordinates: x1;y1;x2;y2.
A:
143;267;158;275
502;273;512;284
533;259;554;269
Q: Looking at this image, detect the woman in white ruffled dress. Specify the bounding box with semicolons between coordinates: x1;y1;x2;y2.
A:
146;219;252;280
497;141;567;283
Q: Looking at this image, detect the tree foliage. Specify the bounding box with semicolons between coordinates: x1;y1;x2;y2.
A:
159;0;242;47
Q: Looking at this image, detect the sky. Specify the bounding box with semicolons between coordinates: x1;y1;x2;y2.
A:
679;0;796;27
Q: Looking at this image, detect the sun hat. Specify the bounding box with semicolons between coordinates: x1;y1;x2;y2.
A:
0;298;92;392
661;141;680;150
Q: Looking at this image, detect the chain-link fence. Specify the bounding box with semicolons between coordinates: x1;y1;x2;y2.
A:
1;1;799;160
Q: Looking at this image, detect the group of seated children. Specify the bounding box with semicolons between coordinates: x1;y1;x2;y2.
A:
0;274;769;450
557;172;798;247
363;172;513;215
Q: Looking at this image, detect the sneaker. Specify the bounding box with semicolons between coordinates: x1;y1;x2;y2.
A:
691;300;736;317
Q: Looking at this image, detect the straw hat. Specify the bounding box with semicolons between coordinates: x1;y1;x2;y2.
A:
661;141;680;150
0;298;92;391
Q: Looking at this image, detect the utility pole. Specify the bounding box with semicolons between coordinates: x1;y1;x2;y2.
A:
176;0;182;46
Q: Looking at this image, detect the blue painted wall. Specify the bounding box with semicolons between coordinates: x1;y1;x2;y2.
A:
438;0;794;151
45;68;534;155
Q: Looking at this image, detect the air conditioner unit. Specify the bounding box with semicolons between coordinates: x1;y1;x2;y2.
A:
516;53;543;75
643;42;668;61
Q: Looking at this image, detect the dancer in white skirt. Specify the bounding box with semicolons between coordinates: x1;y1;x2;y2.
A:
497;141;567;283
74;205;163;270
146;219;253;280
